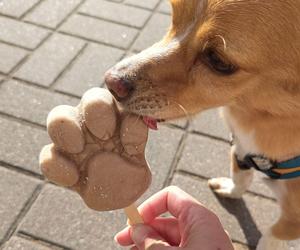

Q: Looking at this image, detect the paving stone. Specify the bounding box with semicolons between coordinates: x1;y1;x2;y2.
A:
0;0;40;18
79;0;151;28
0;80;79;126
166;118;188;129
190;109;230;141
0;167;40;242
0;43;28;74
177;134;230;178
171;173;279;247
141;126;184;201
55;43;124;97
60;14;138;49
177;134;275;199
0;16;49;50
125;0;160;10
0;117;49;174
158;0;172;15
133;13;170;51
19;184;125;250
15;34;85;86
3;236;51;250
233;243;251;250
24;0;81;29
249;172;275;199
288;239;300;250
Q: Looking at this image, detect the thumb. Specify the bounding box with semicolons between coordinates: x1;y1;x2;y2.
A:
131;224;177;250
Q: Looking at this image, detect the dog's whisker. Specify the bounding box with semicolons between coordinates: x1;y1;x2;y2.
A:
167;98;192;125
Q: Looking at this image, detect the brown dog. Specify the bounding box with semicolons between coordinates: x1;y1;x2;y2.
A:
105;0;300;249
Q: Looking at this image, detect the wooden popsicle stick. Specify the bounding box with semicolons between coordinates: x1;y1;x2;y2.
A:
124;204;144;225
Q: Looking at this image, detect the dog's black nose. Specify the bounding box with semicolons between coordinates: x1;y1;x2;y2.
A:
105;71;135;102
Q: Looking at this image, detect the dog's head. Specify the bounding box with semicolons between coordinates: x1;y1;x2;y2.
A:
105;0;300;124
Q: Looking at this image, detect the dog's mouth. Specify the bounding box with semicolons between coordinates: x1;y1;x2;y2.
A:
116;101;165;130
116;99;167;130
142;116;165;130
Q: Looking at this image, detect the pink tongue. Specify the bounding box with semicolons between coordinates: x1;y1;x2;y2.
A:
143;117;158;130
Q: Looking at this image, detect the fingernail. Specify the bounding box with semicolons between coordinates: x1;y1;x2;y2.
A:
113;234;118;243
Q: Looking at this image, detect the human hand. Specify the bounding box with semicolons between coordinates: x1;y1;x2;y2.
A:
115;186;234;250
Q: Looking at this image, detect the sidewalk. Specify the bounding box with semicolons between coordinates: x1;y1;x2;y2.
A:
0;0;299;249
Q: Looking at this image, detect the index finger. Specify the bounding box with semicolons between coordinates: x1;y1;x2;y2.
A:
139;186;204;223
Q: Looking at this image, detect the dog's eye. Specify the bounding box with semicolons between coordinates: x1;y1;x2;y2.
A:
201;49;237;75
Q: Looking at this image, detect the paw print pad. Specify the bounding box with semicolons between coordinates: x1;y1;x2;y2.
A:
39;88;151;211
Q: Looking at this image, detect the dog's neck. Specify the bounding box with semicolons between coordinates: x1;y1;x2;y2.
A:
223;103;300;162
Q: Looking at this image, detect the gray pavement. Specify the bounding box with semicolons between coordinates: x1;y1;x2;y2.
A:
0;0;299;249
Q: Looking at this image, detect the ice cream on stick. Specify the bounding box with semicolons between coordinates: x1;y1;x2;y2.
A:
39;88;152;224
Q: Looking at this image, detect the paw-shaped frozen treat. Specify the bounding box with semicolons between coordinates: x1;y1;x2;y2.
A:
39;88;151;211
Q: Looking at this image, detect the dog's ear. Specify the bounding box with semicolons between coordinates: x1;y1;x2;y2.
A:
169;0;207;31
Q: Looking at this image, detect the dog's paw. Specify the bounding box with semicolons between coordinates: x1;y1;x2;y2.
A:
208;177;244;199
39;88;151;211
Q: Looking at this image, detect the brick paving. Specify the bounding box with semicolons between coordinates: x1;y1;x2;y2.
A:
0;1;299;250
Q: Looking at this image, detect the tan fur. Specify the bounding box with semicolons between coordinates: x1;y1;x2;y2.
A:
273;179;300;240
108;0;300;244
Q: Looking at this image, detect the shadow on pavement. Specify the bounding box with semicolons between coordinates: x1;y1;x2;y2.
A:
215;195;262;249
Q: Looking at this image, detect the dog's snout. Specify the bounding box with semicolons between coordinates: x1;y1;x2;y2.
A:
105;71;135;102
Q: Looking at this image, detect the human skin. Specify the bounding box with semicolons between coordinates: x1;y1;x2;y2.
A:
115;186;234;250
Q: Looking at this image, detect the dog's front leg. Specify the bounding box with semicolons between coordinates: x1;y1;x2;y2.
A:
209;146;254;198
